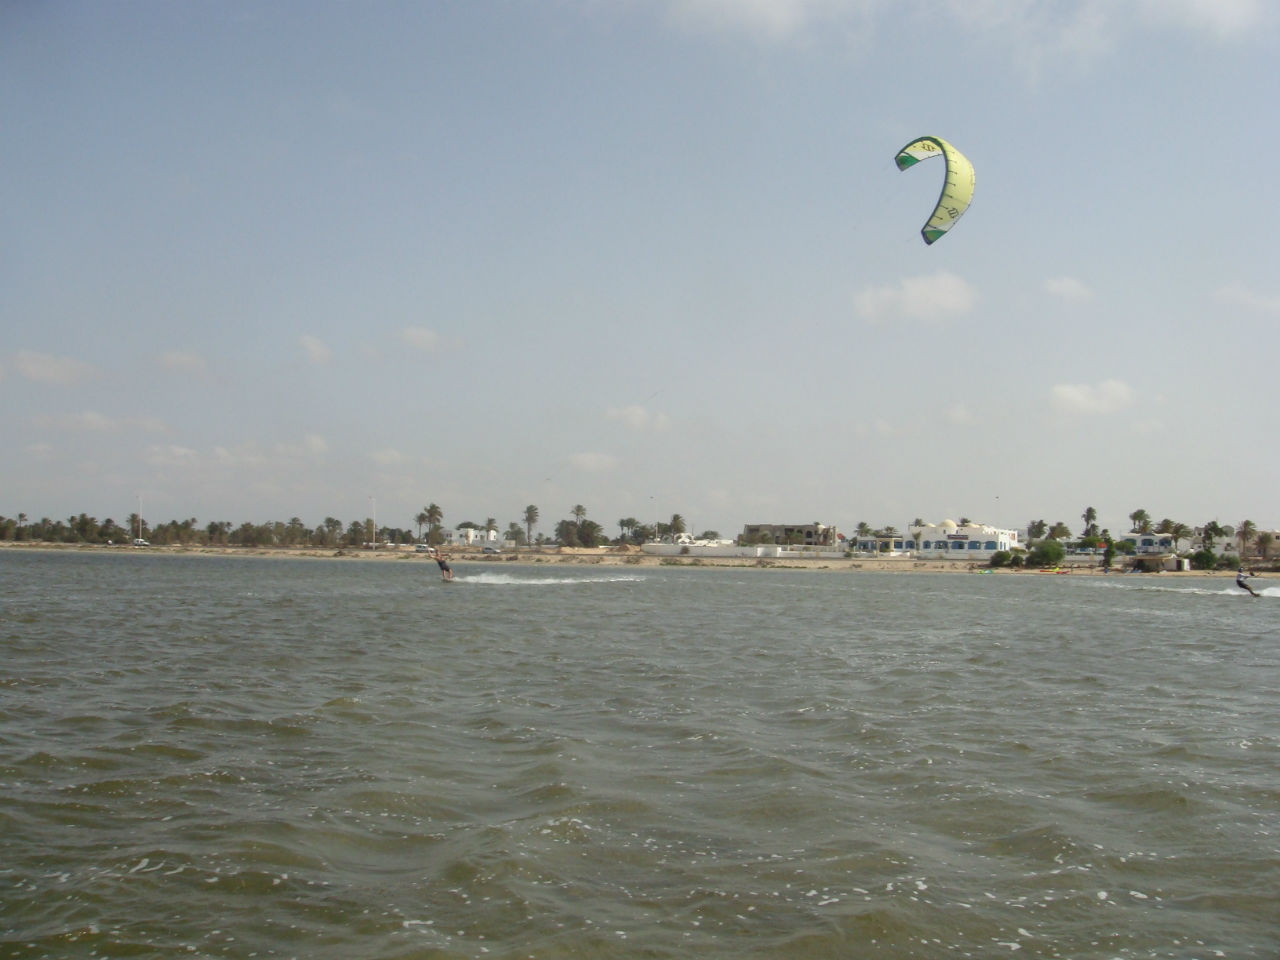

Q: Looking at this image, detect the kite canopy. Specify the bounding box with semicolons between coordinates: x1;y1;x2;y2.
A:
894;136;975;245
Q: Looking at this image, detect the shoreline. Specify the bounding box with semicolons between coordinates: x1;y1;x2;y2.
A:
0;541;1246;575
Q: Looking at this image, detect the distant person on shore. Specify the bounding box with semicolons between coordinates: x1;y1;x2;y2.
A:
434;549;454;582
1236;566;1259;597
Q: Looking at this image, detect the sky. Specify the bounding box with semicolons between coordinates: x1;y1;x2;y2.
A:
3;0;1279;541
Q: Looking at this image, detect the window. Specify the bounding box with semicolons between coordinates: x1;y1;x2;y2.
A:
984;541;997;550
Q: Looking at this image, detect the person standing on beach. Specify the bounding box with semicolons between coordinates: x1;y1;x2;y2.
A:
1236;566;1259;597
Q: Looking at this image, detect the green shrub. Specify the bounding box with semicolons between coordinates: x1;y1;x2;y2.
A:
1190;549;1216;570
1026;539;1066;567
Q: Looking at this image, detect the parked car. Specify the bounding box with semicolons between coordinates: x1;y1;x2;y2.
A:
481;546;501;554
132;538;150;547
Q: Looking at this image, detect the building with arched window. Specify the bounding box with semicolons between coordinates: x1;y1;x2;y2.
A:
908;519;1021;560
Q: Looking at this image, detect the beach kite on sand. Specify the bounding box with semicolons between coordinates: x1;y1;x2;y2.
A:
894;135;975;244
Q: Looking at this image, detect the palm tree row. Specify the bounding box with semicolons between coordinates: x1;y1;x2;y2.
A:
5;502;1272;558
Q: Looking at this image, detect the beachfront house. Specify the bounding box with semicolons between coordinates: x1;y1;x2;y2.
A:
908;519;1021;561
455;527;499;546
852;534;912;555
1119;533;1174;555
739;523;839;547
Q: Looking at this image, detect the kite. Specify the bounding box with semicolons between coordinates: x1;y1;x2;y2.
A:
894;136;975;245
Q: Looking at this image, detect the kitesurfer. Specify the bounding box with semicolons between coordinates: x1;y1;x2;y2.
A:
1236;566;1259;597
434;550;454;582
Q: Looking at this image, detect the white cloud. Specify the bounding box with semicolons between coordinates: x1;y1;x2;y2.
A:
401;326;440;352
607;404;672;432
36;410;167;433
854;271;977;322
1216;283;1280;315
299;335;333;365
276;434;330;458
569;451;618;473
212;444;268;468
14;350;94;385
1137;0;1266;39
144;444;198;467
659;0;1263;56
944;404;976;425
61;410;118;432
371;448;408;466
1045;276;1093;302
1050;378;1135;415
664;0;873;38
158;350;207;374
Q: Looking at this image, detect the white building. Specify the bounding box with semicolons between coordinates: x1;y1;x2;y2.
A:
438;527;499;546
908;519;1021;560
1119;533;1175;555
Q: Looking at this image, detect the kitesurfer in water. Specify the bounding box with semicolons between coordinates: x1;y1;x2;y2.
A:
1236;566;1259;597
434;549;454;582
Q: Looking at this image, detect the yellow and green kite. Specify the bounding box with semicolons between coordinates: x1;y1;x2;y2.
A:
894;136;975;245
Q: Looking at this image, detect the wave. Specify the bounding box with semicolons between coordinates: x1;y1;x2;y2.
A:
453;572;648;586
1089;579;1280;598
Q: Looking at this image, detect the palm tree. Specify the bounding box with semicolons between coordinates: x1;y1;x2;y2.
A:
1237;519;1257;558
1170;522;1191;552
426;503;443;545
1081;506;1097;538
415;509;430;541
670;514;686;539
1257;531;1274;560
572;504;586;525
1200;520;1224;551
523;505;539;546
1129;508;1151;533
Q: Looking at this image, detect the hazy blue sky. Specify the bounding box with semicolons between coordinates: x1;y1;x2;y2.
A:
3;0;1278;539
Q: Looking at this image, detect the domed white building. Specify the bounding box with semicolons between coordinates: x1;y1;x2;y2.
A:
908;520;1020;559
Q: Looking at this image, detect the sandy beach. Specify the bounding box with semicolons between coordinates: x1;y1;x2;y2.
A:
0;541;1246;576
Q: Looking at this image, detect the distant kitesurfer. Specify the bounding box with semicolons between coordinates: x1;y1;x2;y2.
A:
435;550;454;582
1236;566;1259;597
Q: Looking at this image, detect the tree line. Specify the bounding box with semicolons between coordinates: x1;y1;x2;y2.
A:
848;506;1273;570
0;503;720;551
3;501;1267;566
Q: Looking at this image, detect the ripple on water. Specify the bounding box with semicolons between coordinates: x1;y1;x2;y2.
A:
3;556;1279;958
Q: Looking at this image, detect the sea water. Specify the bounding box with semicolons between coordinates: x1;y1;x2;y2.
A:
1;550;1277;959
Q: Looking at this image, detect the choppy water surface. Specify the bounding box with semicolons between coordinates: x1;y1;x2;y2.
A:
2;551;1277;959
